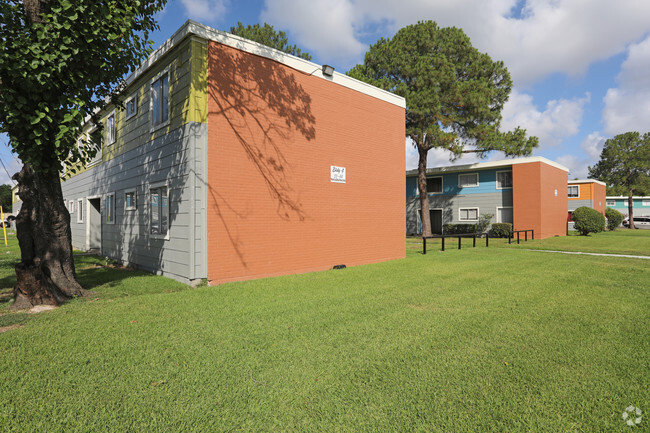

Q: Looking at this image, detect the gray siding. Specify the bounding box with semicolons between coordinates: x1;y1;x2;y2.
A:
568;199;594;212
61;122;207;284
407;191;513;235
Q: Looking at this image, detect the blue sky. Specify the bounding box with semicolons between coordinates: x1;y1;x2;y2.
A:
2;0;649;184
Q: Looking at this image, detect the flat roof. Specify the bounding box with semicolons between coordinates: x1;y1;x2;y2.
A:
568;179;606;186
606;196;650;199
405;156;569;177
124;20;406;109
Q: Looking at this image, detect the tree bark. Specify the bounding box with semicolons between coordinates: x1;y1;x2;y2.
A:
11;164;87;310
628;195;635;229
418;145;432;237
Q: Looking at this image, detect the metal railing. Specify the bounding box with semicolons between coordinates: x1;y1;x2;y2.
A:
509;229;534;244
422;232;489;254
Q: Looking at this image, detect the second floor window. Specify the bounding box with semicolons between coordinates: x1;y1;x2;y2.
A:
151;72;169;127
106;112;115;145
568;185;579;198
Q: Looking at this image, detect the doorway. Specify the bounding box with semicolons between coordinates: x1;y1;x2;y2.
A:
87;197;101;252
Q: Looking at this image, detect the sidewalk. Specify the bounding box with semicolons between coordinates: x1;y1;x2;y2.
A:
525;249;650;260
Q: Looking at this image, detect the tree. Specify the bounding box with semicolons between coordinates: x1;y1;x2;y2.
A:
348;21;538;236
0;0;166;309
605;207;624;231
0;184;12;213
229;22;311;60
588;132;650;229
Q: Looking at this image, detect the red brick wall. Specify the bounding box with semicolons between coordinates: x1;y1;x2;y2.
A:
206;41;405;284
513;162;568;239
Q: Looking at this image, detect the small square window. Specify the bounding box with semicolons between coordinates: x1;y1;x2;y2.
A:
125;94;137;120
125;190;136;211
106;193;115;224
496;171;512;189
643;200;650;206
459;173;479;188
150;185;169;236
459;208;479;221
426;177;443;194
77;199;84;223
106;112;116;145
568;185;579;198
606;200;615;206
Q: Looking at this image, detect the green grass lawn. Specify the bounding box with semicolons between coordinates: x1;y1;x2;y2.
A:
1;233;649;432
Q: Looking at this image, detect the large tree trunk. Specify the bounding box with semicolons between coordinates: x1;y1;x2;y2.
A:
628;195;635;229
418;145;432;237
11;164;87;310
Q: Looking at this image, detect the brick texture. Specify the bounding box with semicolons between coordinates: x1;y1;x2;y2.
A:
206;41;405;284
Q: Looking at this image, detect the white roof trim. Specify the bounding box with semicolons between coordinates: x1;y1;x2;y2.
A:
568;179;606;186
124;20;406;109
606;196;650;199
405;156;569;176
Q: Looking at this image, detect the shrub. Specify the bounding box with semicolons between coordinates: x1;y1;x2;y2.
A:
605;207;624;231
572;206;605;236
489;223;512;238
443;223;476;234
476;213;494;234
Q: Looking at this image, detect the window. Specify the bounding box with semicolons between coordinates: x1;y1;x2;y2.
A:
68;200;75;214
150;185;168;236
459;173;479;187
151;71;170;128
426;177;443;194
125;190;136;211
106;193;115;224
106;112;116;145
125;94;137;120
77;199;84;223
643;200;650;206
86;128;102;166
496;171;512;189
606;200;615;206
497;207;513;223
568;185;579;198
459;208;479;221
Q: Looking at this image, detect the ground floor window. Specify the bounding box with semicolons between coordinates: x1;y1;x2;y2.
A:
497;207;513;223
459;207;479;221
106;193;115;224
77;199;84;223
125;190;137;211
150;185;168;236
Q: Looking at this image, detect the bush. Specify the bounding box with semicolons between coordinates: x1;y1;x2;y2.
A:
476;213;494;234
443;223;477;234
572;206;605;236
489;223;512;238
605;207;624;231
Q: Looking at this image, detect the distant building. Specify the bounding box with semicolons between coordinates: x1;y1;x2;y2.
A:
406;156;569;239
606;196;650;217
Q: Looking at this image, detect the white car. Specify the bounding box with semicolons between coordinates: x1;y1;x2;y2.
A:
622;216;650;229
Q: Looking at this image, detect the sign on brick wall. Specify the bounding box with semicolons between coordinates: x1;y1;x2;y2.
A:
331;166;346;183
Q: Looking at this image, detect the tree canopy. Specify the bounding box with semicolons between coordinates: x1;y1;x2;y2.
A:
588;131;650;229
348;21;538;235
0;0;167;173
229;22;311;60
0;184;12;213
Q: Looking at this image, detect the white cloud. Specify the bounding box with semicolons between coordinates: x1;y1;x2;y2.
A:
580;132;605;160
180;0;229;22
555;154;586;179
405;139;497;171
501;89;589;148
602;34;650;135
555;132;606;179
261;0;366;65
261;0;650;85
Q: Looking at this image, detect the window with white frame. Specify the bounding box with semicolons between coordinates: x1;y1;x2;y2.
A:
125;190;136;211
68;200;74;214
77;199;84;223
151;70;170;128
643;200;650;206
496;171;512;189
606;200;615;206
568;185;579;198
150;185;168;236
106;193;115;224
125;94;137;120
459;207;479;221
497;207;513;223
459;173;479;187
426;177;443;194
106;112;116;145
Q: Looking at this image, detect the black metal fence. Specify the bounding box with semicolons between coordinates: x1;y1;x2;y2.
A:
422;229;535;253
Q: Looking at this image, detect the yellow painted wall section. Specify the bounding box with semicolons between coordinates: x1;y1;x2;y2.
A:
65;36;208;179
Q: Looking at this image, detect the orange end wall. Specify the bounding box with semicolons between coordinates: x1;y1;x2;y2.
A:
206;41;406;284
593;183;606;215
513;162;568;239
